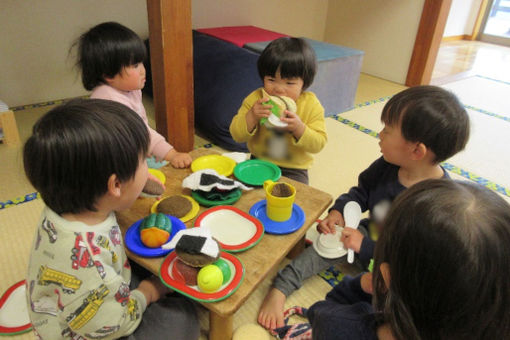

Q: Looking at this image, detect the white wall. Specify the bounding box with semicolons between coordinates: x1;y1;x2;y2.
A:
1;0;425;106
0;0;328;107
323;0;425;84
443;0;482;37
192;0;328;40
0;0;149;107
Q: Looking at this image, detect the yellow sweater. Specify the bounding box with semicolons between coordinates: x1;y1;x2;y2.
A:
230;88;327;169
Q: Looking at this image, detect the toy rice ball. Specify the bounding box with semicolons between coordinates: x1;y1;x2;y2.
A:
139;213;172;248
175;235;220;267
157;195;192;218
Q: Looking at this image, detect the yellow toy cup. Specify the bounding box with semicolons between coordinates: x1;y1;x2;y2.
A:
263;180;296;222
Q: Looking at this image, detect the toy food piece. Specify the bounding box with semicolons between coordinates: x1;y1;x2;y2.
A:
175;235;220;267
197;264;223;293
260;90;297;127
157;195;192;218
139;213;172;248
271;183;293;197
173;259;199;286
142;177;165;196
213;258;231;284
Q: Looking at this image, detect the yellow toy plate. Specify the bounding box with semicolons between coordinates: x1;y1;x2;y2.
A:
191;155;236;177
148;168;166;185
151;195;200;223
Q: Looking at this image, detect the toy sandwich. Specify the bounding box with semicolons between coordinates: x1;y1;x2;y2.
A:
260;89;297;128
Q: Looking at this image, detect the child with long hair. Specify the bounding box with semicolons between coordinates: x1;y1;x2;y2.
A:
75;22;192;168
308;179;510;339
230;37;327;184
24;99;199;339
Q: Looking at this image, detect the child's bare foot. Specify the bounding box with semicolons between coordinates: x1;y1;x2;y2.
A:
257;288;286;329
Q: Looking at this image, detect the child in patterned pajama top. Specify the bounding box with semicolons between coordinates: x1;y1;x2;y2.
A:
24;99;199;340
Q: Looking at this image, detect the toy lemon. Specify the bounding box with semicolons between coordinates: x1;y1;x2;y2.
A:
197;264;223;293
139;213;172;248
213;258;231;284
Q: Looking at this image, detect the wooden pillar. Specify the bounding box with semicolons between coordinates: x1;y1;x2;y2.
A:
146;0;194;152
406;0;453;86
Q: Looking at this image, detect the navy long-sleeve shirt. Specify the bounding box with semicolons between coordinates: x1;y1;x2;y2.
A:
307;275;378;340
330;157;449;264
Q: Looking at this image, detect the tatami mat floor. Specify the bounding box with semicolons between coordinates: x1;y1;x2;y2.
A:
1;39;509;339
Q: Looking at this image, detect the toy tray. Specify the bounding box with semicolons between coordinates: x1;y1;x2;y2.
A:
125;215;187;257
159;251;244;302
194;206;264;252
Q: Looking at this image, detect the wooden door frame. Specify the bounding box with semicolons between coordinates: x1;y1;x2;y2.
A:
146;0;194;153
406;0;453;86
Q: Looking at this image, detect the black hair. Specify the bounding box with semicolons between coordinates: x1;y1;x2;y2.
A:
257;37;317;90
380;85;470;163
373;179;510;339
75;22;146;90
23;99;149;215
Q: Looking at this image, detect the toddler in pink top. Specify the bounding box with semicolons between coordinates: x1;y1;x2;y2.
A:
75;21;192;168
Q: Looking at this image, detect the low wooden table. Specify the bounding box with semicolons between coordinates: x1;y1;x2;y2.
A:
117;148;332;340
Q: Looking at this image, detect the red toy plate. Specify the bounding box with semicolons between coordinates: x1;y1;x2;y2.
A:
159;251;244;302
194;206;264;252
0;280;32;335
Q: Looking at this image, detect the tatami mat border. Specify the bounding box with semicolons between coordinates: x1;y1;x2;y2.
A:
331;115;510;197
10;96;88;112
0;143;216;210
476;74;510;86
0;192;39;210
465;105;510;122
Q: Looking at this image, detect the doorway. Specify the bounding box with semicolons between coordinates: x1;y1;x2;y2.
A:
478;0;510;46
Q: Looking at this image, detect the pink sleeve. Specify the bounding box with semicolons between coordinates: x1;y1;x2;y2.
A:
91;86;174;161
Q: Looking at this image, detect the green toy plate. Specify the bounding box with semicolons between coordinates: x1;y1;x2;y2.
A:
191;189;242;207
234;159;281;186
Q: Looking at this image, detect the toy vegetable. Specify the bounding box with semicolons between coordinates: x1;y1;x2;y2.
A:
140;213;172;248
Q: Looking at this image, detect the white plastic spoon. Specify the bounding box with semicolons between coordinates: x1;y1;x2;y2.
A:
343;201;362;263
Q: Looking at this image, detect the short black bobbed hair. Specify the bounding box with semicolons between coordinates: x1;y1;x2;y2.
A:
257;37;317;90
75;21;146;90
24;99;149;215
381;85;470;163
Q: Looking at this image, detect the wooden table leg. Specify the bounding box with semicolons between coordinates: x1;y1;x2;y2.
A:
209;311;233;340
287;236;306;259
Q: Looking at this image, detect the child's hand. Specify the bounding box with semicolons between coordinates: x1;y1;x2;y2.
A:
341;228;364;253
170;152;192;168
245;98;273;133
317;210;345;234
136;276;171;304
281;110;305;139
360;272;373;295
165;149;192;168
249;97;273;121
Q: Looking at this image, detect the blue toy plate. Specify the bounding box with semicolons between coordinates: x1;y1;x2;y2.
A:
249;200;305;235
125;215;186;257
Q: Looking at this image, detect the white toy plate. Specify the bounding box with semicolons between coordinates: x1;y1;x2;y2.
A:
313;226;348;259
194;206;264;252
266;114;288;128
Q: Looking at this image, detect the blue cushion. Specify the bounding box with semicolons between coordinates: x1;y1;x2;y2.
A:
244;38;364;62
